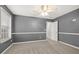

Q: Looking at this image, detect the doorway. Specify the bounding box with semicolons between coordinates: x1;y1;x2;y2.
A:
46;21;58;41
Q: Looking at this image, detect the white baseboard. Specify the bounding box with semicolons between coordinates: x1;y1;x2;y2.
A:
59;41;79;50
13;40;46;44
1;43;13;54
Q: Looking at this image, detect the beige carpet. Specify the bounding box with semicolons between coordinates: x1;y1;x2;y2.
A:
4;40;79;54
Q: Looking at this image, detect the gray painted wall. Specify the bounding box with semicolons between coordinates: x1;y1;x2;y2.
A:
57;8;79;47
0;5;13;53
12;15;48;42
59;34;79;47
13;16;47;32
13;33;46;42
0;40;12;53
58;9;79;33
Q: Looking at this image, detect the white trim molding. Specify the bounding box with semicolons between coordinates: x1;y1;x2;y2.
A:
59;41;79;50
12;32;46;34
1;7;12;43
13;40;46;44
59;32;79;35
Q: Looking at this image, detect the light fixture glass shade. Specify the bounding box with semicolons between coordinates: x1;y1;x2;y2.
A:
34;5;56;16
41;12;48;16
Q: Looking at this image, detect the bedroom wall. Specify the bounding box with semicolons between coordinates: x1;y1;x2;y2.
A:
57;8;79;47
12;15;49;42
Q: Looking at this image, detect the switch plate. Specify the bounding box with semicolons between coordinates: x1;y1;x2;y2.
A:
72;19;76;22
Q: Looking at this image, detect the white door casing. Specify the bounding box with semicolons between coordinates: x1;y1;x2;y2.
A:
46;21;58;41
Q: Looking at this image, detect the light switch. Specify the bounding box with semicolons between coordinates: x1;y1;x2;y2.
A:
72;19;77;22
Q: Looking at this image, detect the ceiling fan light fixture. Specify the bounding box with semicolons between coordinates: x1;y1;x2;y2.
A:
41;12;48;16
34;5;56;16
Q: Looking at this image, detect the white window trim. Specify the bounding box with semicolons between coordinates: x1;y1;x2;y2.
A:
0;7;12;43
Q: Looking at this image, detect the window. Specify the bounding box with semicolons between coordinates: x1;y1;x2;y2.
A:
0;7;11;43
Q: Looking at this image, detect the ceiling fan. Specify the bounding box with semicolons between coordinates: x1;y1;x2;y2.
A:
33;5;56;16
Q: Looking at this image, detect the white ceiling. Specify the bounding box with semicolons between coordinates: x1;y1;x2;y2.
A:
7;5;79;19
